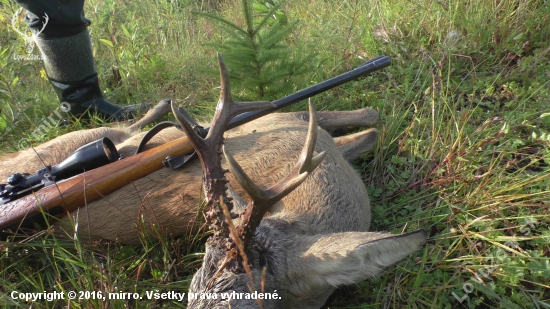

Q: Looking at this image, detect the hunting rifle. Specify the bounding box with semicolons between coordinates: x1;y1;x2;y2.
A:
0;56;391;239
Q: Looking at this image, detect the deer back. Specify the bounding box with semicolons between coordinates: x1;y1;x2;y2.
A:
0;111;369;243
225;112;371;233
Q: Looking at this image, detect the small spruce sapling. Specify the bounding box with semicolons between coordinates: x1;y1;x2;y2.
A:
199;0;315;100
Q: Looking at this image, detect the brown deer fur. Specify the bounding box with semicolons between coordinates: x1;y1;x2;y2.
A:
0;58;427;308
0;102;381;244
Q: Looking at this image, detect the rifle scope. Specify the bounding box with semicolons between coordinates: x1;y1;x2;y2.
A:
0;137;119;205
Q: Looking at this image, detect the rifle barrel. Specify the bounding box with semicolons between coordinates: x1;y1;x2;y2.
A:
226;56;390;130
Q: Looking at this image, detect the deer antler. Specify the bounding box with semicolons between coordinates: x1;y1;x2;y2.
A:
173;54;325;273
225;99;326;245
172;54;274;238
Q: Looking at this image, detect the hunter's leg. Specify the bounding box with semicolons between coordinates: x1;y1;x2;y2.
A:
15;0;149;121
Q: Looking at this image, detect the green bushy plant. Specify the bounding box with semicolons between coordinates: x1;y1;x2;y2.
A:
199;0;316;100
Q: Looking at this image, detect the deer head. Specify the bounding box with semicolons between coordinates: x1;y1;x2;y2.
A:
172;54;428;308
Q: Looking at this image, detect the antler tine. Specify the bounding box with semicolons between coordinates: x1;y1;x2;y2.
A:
293;99;326;175
224;99;326;245
171;101;207;154
172;54;274;158
218;52;234;107
264;99;326;193
171;54;274;237
206;54;275;142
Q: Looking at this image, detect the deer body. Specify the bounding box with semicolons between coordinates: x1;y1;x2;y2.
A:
223;112;371;233
0;104;376;243
0;56;428;308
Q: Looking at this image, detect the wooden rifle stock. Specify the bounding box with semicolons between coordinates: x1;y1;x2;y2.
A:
0;56;391;237
0;137;194;236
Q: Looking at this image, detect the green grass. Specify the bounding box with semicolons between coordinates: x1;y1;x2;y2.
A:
1;0;550;308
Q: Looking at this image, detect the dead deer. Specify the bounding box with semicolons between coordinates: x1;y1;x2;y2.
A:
0;55;427;308
0;59;427;309
168;55;428;308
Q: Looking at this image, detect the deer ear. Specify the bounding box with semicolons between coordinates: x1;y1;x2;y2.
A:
290;229;428;287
